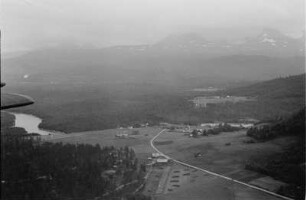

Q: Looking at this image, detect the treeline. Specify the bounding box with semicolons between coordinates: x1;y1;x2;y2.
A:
247;108;305;140
202;123;241;135
190;123;241;137
226;74;305;99
245;108;305;200
1;112;28;136
1;136;148;200
1;112;15;128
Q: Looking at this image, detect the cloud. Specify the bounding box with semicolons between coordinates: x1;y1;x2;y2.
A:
2;0;304;52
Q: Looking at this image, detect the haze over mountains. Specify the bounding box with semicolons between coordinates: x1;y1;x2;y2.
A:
144;28;304;57
2;29;305;86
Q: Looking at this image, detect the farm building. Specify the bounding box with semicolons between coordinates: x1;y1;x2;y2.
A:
156;158;169;164
115;133;128;138
152;153;161;158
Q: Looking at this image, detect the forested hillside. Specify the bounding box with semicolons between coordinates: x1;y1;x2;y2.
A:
247;108;305;140
215;74;305;121
245;108;305;200
227;74;305;99
4;74;304;133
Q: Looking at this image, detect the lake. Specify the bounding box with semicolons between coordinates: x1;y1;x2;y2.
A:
12;112;65;137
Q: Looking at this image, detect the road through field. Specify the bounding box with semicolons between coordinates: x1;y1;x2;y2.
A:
150;129;294;200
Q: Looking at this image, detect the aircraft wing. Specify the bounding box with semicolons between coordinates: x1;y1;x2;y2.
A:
1;83;34;110
1;93;34;110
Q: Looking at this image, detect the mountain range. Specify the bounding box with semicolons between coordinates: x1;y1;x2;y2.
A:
2;29;305;85
107;28;304;57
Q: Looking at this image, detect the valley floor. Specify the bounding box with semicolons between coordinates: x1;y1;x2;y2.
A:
48;127;295;200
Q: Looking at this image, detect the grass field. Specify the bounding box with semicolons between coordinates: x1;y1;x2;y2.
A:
48;127;162;161
152;129;298;198
144;163;284;200
155;130;296;175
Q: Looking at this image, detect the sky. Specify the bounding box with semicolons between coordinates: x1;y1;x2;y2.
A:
1;0;305;52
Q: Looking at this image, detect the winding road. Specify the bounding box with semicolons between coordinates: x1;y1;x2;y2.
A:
150;129;294;200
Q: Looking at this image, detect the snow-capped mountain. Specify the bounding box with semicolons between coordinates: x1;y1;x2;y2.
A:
3;28;304;84
251;29;293;46
239;28;305;56
92;29;304;59
147;28;305;57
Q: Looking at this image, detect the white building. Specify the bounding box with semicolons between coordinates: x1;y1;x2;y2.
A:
156;158;168;164
152;153;161;158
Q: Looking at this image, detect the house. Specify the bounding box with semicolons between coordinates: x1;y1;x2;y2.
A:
190;129;202;137
194;152;202;158
156;158;168;164
241;123;253;128
115;133;128;138
200;123;219;128
152;153;161;158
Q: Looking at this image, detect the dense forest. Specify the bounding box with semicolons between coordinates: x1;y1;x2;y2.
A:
1;115;149;200
6;74;305;133
2;136;148;200
226;74;305;99
245;108;305;200
247;108;305;140
1;112;28;136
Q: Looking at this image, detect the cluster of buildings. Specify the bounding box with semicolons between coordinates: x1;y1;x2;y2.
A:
115;133;129;138
200;123;253;128
191;96;254;108
118;123;150;130
148;153;169;165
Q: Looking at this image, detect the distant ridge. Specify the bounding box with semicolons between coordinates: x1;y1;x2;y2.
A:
227;74;305;98
2;29;304;84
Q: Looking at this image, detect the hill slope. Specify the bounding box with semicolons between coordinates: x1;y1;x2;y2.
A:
246;108;305;199
227;74;305;99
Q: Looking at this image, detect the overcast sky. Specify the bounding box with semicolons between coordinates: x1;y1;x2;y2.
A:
2;0;305;52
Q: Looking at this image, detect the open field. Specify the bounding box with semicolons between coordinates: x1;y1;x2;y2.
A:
155;130;296;175
144;163;285;200
47;127;296;199
153;129;298;198
47;127;162;161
